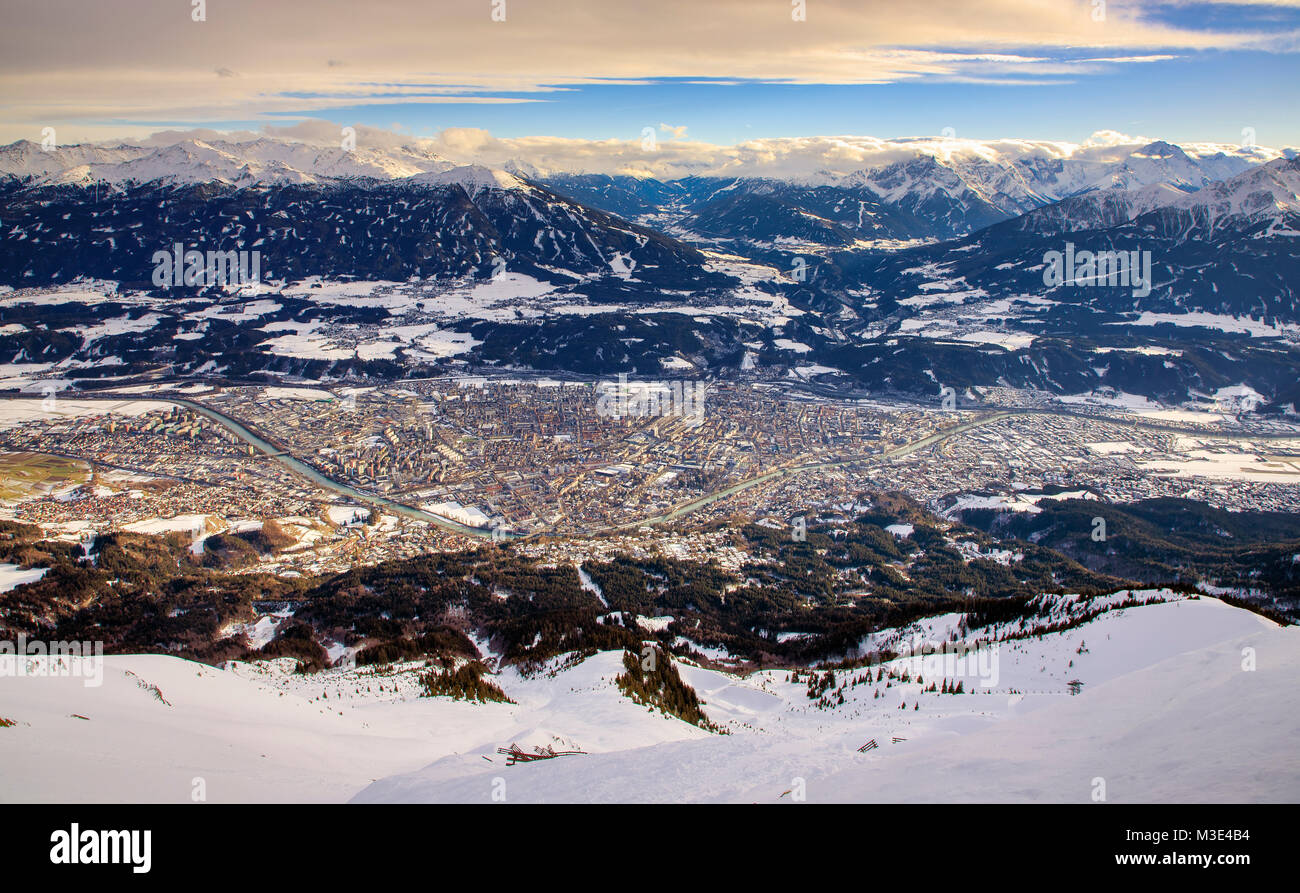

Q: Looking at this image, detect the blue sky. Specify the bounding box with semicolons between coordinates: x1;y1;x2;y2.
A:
257;2;1300;147
3;0;1298;147
316;48;1300;148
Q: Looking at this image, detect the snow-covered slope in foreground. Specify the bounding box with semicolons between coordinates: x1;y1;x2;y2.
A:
357;596;1299;803
1;595;1295;803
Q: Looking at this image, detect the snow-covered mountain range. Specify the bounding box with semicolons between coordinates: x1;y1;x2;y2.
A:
1008;155;1300;235
1;133;1288;211
0;137;456;186
1;133;1298;408
543;139;1292;244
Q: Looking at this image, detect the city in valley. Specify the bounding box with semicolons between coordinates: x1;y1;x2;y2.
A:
3;372;1298;577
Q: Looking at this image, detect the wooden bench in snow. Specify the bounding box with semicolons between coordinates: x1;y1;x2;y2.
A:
497;743;587;766
857;739;878;752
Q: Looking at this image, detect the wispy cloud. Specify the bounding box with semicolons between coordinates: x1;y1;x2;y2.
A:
1;0;1294;140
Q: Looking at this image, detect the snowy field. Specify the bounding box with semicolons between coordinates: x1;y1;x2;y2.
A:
0;594;1295;803
0;398;173;430
0;563;49;593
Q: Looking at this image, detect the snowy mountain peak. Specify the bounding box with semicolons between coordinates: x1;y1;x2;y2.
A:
1168;155;1300;220
0;137;455;188
0;140;151;180
1011;154;1300;236
410;164;526;195
1131;139;1188;161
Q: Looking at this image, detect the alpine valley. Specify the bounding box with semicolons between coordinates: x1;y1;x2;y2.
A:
1;134;1297;409
2;130;1299;806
